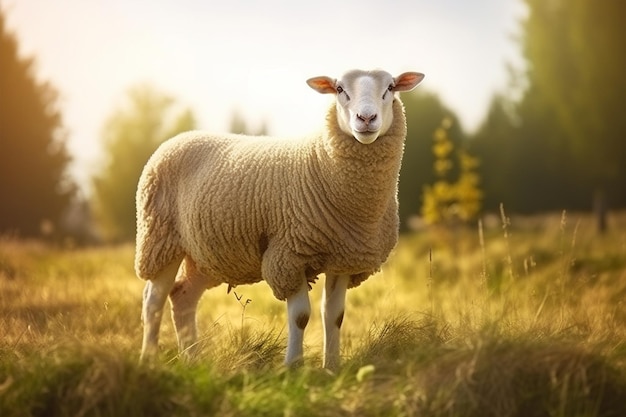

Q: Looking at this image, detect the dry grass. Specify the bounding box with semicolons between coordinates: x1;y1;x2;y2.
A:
1;211;626;416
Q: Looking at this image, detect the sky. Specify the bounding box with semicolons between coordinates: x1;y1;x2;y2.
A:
3;0;524;193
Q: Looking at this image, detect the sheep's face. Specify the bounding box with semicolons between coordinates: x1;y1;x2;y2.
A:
307;70;424;144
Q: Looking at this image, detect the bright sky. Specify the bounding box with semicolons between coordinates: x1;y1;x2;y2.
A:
4;0;524;193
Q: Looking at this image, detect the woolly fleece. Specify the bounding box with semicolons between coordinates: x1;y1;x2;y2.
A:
135;98;408;301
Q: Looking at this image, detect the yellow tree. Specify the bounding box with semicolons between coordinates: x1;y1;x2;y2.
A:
421;118;482;226
399;90;466;231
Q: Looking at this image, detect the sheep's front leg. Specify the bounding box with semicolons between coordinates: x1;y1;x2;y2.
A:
285;281;311;366
140;261;180;362
321;274;349;371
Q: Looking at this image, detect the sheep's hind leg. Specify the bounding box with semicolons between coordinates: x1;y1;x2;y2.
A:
285;281;311;367
170;257;219;359
321;274;349;371
140;260;181;362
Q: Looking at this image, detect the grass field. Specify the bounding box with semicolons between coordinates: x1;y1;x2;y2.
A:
1;210;626;416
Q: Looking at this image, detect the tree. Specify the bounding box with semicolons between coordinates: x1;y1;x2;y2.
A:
470;90;589;214
398;90;466;231
468;95;516;211
92;85;195;242
521;0;626;231
422;117;482;226
229;108;268;136
0;8;74;237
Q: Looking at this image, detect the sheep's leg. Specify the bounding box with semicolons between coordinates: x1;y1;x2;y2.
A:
140;260;181;362
321;274;349;371
285;281;311;366
170;257;218;359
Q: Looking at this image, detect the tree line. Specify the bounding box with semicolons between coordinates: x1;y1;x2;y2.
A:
398;0;626;232
1;0;624;241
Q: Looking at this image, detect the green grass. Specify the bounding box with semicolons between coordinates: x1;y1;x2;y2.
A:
1;211;626;416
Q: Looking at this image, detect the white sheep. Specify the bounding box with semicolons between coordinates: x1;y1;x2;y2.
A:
135;69;424;370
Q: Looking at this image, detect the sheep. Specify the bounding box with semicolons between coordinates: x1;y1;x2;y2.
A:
135;69;424;370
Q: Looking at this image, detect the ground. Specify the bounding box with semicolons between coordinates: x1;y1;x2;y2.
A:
1;211;626;416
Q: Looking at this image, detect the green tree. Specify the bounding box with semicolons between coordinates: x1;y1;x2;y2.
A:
0;8;74;237
92;85;195;242
470;89;591;215
521;0;626;231
468;95;515;211
399;90;466;231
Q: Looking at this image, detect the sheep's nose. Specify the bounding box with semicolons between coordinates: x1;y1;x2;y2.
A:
357;113;377;125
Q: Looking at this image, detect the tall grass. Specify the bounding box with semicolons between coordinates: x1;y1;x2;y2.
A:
1;212;626;416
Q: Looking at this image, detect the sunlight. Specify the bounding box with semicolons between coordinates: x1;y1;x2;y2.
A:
240;65;331;136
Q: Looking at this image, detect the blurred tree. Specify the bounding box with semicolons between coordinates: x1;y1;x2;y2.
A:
0;8;74;237
229;109;248;134
422;118;482;226
521;0;626;231
92;85;195;242
229;108;268;135
399;90;466;231
470;90;589;214
468;95;515;211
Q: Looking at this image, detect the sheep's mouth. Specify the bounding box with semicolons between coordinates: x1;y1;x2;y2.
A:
353;131;379;145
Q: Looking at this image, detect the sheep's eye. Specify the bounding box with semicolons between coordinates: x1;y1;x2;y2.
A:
337;85;350;101
383;84;394;99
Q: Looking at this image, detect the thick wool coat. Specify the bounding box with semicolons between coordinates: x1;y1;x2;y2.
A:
135;98;408;300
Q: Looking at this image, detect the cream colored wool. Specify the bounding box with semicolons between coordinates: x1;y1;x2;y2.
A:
135;98;407;301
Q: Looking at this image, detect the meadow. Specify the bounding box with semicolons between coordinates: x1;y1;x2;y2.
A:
1;210;626;417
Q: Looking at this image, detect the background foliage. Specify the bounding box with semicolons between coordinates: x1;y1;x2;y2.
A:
421;117;482;226
91;85;195;242
0;11;74;237
398;91;466;231
1;0;626;240
468;0;626;218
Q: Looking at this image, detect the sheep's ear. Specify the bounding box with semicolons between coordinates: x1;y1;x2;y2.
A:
306;76;337;94
393;72;425;92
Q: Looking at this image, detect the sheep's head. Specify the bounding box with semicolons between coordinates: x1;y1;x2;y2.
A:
307;69;424;144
